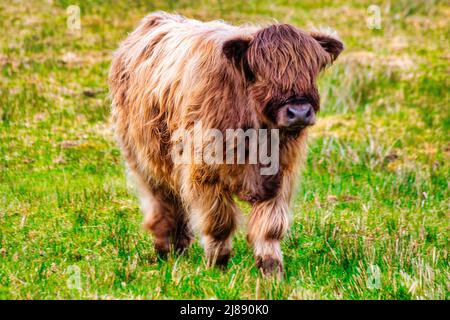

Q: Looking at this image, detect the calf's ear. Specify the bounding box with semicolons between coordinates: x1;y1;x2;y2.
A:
311;32;344;65
222;38;255;82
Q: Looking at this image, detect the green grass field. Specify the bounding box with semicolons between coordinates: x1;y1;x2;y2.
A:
0;0;448;299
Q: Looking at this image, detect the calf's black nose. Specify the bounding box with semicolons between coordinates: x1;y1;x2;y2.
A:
286;103;315;127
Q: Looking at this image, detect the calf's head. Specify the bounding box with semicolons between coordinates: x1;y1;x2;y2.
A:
223;24;343;131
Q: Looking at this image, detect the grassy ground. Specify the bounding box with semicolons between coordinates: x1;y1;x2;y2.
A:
0;0;448;299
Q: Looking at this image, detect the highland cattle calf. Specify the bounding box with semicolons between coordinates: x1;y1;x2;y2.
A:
109;12;343;277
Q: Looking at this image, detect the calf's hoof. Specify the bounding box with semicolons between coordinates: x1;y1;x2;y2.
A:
206;251;232;270
154;238;170;259
174;235;193;256
256;256;283;279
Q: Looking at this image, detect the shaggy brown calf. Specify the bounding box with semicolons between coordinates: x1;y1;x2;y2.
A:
109;12;343;277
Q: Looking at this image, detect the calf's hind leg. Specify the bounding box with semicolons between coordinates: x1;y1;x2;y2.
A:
130;170;192;256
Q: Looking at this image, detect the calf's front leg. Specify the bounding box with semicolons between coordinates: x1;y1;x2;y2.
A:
187;183;240;268
248;197;290;278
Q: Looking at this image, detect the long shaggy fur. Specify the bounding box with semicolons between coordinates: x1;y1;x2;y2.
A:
109;12;343;276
